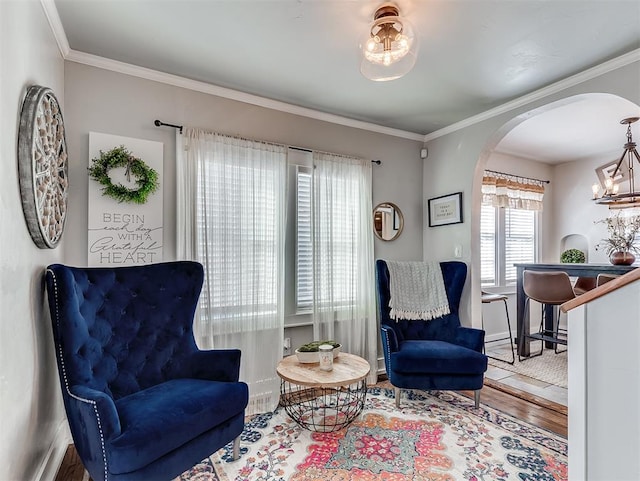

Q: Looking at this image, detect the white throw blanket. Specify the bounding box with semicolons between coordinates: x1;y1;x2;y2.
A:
386;260;450;321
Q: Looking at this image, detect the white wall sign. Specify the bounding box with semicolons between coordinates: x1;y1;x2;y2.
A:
88;132;163;266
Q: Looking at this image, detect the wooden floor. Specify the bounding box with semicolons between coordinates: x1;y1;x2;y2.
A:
55;444;86;481
485;344;568;406
55;382;567;481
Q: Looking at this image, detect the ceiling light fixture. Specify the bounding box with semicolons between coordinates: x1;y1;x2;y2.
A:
593;117;640;209
360;2;418;82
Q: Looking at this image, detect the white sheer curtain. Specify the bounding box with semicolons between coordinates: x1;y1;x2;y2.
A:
311;152;378;385
176;128;287;415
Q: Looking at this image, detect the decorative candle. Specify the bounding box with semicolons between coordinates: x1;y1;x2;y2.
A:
605;177;614;193
318;344;334;371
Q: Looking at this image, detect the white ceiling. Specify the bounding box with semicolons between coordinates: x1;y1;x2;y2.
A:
496;94;640;164
53;0;640;161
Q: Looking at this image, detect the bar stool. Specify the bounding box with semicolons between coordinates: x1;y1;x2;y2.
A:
481;292;515;364
518;270;576;361
597;273;619;286
573;276;596;295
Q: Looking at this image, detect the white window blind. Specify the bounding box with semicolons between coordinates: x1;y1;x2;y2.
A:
504;208;536;284
313;172;360;309
294;166;362;311
295;168;313;310
197;161;280;327
186;135;287;336
481;204;536;287
295;166;359;312
480;204;496;286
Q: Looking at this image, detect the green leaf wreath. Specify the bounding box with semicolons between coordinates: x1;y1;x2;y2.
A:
89;145;159;204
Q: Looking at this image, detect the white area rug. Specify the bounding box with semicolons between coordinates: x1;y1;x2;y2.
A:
488;343;567;388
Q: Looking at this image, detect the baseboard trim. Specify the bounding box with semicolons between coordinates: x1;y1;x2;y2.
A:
483;378;568;415
484;331;515;344
376;356;386;375
35;420;71;481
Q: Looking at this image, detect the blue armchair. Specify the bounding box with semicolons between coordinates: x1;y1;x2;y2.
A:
45;261;249;481
376;260;487;407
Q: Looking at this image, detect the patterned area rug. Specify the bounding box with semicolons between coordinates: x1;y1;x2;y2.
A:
174;385;567;481
488;343;568;388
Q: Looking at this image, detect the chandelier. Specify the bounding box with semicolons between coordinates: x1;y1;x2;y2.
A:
592;117;640;209
359;3;418;82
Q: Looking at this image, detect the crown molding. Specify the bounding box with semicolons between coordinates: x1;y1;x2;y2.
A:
423;49;640;143
39;0;423;141
40;0;637;145
40;0;70;57
63;49;425;141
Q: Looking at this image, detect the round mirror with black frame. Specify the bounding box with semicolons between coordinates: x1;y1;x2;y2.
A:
373;202;403;241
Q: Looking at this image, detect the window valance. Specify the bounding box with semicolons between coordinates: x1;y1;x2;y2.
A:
481;170;546;211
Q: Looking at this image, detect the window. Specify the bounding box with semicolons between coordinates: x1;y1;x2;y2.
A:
181;137;377;391
480;204;496;286
481;204;537;287
197;161;280;324
182;133;287;335
504;208;536;283
295;167;313;310
288;148;370;315
311;161;364;311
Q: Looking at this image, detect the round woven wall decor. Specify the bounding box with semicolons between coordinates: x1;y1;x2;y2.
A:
17;85;68;249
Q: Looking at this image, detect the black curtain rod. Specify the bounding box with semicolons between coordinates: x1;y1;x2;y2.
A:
154;120;381;165
272;146;381;164
484;169;549;184
289;146;312;153
154;119;183;134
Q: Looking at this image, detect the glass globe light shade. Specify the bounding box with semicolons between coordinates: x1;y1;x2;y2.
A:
359;13;418;81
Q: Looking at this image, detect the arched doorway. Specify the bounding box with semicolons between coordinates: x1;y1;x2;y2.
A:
470;92;640;404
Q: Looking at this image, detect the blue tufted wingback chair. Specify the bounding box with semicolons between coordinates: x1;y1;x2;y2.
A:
45;261;249;481
376;260;487;408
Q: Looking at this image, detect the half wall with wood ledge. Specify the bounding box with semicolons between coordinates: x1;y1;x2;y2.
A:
560;267;640;481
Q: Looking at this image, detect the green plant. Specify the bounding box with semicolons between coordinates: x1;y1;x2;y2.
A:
89;145;159;204
560;248;585;263
595;213;640;256
297;340;340;352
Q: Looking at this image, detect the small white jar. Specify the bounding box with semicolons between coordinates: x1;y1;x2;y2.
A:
318;344;334;371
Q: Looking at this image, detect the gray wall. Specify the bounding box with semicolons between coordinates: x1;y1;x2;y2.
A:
63;62;425;354
63;62;424;267
423;60;640;328
0;1;67;480
554;154;629;265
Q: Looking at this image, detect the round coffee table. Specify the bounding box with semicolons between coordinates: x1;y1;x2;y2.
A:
276;352;370;432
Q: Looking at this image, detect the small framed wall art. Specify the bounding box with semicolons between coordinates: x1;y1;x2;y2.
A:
428;192;463;227
595;159;629;191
